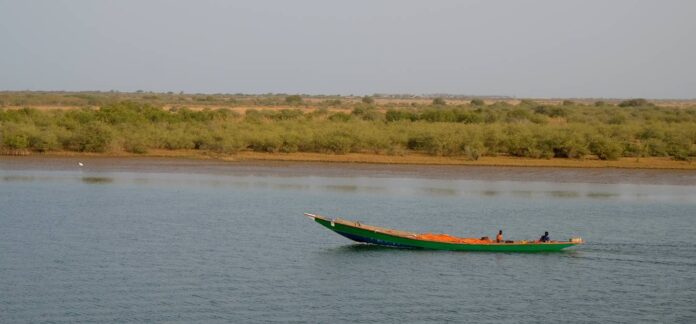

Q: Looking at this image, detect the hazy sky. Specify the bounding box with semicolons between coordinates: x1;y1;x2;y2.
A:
1;0;694;98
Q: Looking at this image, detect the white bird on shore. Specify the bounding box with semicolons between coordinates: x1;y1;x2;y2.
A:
78;162;84;167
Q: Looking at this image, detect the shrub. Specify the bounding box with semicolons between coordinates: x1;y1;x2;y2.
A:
506;109;534;123
270;109;304;121
482;127;503;154
645;139;668;156
123;134;149;154
204;135;244;154
421;109;457;122
67;121;113;152
470;99;485;106
322;99;342;106
351;106;381;121
619;99;651;107
589;137;623;160
407;132;461;156
278;133;302;153
2;132;29;150
519;99;537;106
607;113;627;125
159;129;196;150
248;133;283;152
244;109;264;123
664;131;693;161
407;134;429;151
432;98;446;106
385;109;417;122
317;130;355;154
361;96;375;104
307;108;329;120
285;95;303;104
456;111;484;124
533;105;567;118
504;130;537;157
328;112;352;122
28;131;59;152
463;145;481;160
544;130;588;158
213;108;240;120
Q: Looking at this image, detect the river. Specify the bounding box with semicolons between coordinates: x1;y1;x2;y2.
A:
1;157;695;322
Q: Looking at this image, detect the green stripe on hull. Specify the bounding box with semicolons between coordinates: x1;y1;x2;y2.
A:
315;218;577;252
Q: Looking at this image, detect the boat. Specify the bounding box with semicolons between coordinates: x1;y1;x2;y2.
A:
305;213;582;252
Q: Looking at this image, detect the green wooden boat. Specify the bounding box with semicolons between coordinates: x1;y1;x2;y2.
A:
306;213;582;252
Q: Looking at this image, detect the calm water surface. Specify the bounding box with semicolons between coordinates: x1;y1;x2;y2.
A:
1;161;695;323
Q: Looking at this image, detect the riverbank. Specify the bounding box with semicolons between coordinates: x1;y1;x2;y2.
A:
3;150;694;170
2;153;695;185
229;151;696;170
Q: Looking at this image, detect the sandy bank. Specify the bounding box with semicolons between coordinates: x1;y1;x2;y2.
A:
4;149;694;169
1;153;694;185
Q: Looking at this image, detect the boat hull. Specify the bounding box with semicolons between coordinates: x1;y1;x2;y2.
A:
313;217;578;252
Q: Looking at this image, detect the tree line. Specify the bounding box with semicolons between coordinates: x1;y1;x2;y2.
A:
1;101;694;161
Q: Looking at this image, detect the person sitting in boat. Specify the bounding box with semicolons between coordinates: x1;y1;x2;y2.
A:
496;230;503;243
539;231;550;242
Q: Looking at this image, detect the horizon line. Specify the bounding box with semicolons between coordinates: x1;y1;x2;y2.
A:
1;90;694;101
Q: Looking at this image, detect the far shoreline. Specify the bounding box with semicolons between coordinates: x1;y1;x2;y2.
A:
1;150;694;170
2;151;695;186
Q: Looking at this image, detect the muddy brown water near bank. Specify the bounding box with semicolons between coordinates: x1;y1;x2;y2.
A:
1;156;694;185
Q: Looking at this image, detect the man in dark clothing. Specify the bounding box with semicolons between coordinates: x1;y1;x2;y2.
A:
540;231;550;242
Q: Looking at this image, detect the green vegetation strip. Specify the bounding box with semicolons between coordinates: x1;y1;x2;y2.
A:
1;99;695;161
